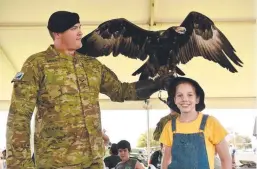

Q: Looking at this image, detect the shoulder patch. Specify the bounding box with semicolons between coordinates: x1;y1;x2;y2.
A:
11;72;24;82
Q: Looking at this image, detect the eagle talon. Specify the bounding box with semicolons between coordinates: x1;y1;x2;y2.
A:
151;73;160;80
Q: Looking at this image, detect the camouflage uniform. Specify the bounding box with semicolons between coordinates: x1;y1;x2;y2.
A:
153;113;178;141
6;45;145;169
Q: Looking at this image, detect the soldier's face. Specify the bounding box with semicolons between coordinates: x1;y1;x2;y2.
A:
60;23;83;50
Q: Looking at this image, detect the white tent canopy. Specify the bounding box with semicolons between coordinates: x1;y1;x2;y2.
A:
0;0;256;110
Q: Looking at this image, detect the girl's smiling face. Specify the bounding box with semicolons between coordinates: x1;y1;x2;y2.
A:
174;82;200;114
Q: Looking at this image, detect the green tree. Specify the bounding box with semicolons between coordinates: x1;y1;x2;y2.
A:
137;128;160;148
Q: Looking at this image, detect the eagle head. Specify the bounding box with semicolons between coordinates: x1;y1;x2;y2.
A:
173;26;187;34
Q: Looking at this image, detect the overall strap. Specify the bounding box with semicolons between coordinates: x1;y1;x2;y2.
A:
199;114;209;131
171;116;177;132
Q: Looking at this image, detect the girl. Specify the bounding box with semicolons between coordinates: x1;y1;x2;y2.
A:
160;77;231;169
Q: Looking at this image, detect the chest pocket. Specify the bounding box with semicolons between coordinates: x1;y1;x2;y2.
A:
45;69;65;85
42;60;79;100
44;66;64;99
80;61;101;91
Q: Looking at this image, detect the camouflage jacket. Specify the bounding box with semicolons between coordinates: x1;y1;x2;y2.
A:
6;45;141;169
153;113;178;141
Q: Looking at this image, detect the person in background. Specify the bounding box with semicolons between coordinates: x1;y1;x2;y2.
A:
153;109;178;142
102;129;110;146
1;150;7;169
148;143;163;169
1;150;6;160
115;140;145;169
104;143;121;169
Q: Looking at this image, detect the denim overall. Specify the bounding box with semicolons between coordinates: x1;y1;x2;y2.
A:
168;114;210;169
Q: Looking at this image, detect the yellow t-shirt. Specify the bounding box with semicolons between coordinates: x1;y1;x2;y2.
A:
159;113;228;169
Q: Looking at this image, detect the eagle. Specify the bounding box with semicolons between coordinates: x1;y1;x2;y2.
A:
76;11;243;81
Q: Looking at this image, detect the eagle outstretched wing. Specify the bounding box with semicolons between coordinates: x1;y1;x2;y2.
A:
77;18;160;61
176;11;243;72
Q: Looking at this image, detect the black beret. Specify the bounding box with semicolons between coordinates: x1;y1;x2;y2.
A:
47;11;80;33
166;77;206;113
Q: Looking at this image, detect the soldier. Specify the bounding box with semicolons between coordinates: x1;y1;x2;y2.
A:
152;92;180;142
153;110;178;142
6;11;174;169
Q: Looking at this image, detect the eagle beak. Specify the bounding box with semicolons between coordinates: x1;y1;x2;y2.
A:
175;27;186;34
